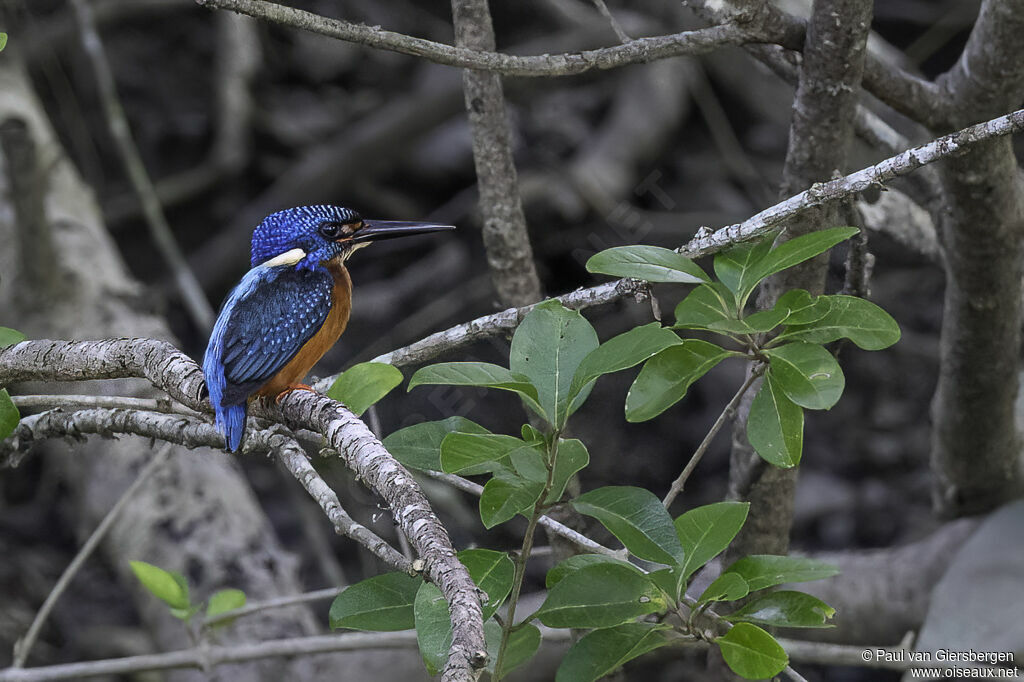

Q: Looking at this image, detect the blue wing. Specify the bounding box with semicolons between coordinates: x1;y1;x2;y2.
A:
203;264;333;451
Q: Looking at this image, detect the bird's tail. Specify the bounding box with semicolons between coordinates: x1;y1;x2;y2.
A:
215;402;248;452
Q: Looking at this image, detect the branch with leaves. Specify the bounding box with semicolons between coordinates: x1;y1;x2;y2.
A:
305;106;1024;390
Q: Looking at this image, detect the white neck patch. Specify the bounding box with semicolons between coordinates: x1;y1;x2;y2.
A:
261;248;307;268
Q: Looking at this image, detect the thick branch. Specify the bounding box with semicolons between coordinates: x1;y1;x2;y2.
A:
195;0;752;76
929;0;1024;517
452;0;542;307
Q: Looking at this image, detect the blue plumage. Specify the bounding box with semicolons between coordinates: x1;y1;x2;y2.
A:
204;205;354;451
203;204;454;452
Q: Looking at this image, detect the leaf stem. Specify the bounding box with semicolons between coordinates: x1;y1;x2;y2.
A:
493;435;560;679
662;364;766;509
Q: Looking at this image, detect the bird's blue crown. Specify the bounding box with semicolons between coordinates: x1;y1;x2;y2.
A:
250;205;361;270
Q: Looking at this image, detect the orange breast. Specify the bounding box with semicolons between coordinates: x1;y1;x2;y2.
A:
254;261;352;398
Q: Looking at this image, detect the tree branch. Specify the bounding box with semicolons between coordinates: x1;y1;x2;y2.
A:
194;0;753;76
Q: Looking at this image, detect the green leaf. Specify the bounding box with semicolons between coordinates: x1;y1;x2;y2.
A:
569;323;683;402
747;371;804;468
407;361;544;416
521;423;544;443
586;245;710;284
675;501;750;581
545;554;644;589
764;342;845;410
774;289;832;326
129;560;190;610
485;621;541;677
326;362;403;416
510;300;599;428
752;226;860;285
546;438;589;504
440;432;529;475
555;622;672;682
707;308;788;335
458;549;514;622
414;582;451;676
777;295;901;350
0;33;7;52
510;446;547;483
572;486;684;565
382;417;488;472
714;238;775;307
716;623;789;680
646;567;681;602
625;340;731;422
698;572;749;604
672;282;737;330
0;389;19;441
206;589;246;620
536;563;667;628
479;471;543;529
329;572;422;631
726;590;836;628
724;555;840;592
0;327;25;349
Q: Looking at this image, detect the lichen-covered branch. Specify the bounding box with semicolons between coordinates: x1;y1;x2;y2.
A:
0;339;486;681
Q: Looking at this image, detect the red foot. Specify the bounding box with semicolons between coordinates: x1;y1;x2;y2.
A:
275;383;315;404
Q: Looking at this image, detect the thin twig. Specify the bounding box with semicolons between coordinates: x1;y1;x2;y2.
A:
70;0;214;333
423;469;617;556
13;443;173;668
663;364;766;509
589;0;631;43
203;587;340;628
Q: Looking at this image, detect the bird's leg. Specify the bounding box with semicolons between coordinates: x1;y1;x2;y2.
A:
274;383;316;404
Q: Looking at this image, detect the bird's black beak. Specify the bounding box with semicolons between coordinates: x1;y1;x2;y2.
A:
350;220;455;243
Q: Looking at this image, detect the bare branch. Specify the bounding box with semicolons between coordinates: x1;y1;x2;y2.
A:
194;0;752;76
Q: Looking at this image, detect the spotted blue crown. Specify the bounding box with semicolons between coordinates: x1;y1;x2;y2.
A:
250;205;361;268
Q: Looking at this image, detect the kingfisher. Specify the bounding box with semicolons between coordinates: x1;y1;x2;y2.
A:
203;205;453;452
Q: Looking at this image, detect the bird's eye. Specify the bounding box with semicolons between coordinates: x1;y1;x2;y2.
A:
318;222;343;239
